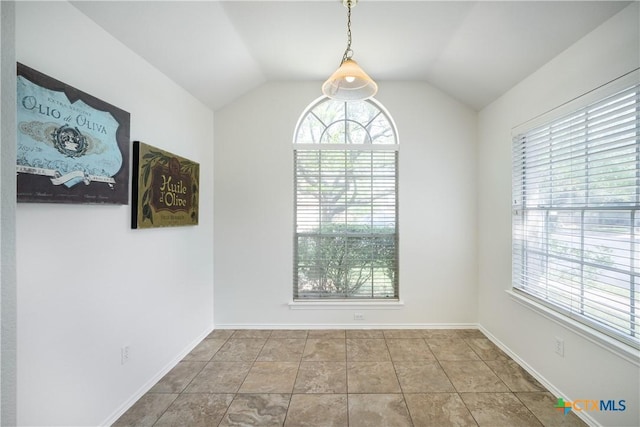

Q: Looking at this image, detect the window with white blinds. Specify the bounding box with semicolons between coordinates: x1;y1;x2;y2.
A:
293;97;399;299
512;75;640;349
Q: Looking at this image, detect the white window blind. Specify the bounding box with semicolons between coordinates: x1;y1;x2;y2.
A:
512;76;640;349
293;97;399;299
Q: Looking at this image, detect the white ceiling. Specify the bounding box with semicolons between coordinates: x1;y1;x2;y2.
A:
71;0;631;111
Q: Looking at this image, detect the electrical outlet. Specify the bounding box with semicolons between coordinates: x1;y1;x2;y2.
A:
554;337;564;357
121;345;130;365
354;313;364;321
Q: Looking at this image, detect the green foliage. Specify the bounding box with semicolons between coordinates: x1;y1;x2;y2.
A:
297;224;396;298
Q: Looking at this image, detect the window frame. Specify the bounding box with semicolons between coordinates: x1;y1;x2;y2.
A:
511;70;640;351
292;96;399;301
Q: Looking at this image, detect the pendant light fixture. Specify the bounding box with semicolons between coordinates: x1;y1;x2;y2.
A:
322;0;378;101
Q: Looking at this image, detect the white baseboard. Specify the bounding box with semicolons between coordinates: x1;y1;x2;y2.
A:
213;323;479;330
99;326;214;427
477;325;600;427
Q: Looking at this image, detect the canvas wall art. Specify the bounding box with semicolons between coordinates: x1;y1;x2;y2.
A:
132;141;199;229
16;63;130;204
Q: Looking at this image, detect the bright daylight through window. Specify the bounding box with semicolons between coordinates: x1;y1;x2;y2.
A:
512;74;640;349
293;97;398;299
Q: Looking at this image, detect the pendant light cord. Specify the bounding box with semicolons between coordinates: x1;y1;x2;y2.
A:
341;1;354;64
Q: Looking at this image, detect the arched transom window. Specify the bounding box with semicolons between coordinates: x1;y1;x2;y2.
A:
293;97;399;299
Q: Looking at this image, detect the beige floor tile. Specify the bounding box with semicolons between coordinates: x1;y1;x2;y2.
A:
113;393;178;427
458;329;486;339
239;362;299;393
308;329;346;339
387;339;435;361
347;338;391;361
206;329;234;340
149;361;206;393
422;329;462;339
461;392;543;426
405;393;478;426
219;394;290;426
383;329;424;338
270;330;308;339
154;393;234;427
182;339;227;362
212;338;266;362
348;394;413;427
184;362;252;393
302;339;346;361
116;330;570;426
347;361;401;393
293;361;347;394
428;338;481;361
465;337;507;361
284;394;348;427
231;330;272;339
517;392;588;426
486;359;545;392
346;329;385;338
440;360;510;392
394;361;456;392
257;338;306;362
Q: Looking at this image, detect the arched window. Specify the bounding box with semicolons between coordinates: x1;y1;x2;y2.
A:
293;97;399;299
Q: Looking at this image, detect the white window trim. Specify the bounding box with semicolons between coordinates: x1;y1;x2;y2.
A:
513;69;639;134
288;300;404;310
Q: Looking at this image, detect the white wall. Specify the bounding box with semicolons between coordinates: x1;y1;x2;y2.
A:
477;4;640;427
214;81;477;327
1;1;17;425
15;2;214;426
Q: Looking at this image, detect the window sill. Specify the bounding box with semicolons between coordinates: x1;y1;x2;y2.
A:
506;289;640;366
289;300;404;310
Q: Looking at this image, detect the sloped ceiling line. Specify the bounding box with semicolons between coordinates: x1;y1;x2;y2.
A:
72;1;630;111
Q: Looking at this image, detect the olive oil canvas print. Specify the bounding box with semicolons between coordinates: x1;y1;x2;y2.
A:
16;63;130;204
131;141;199;229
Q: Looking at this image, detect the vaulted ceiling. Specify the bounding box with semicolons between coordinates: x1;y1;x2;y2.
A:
72;1;631;111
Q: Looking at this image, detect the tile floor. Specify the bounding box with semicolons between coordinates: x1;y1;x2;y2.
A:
114;329;587;426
